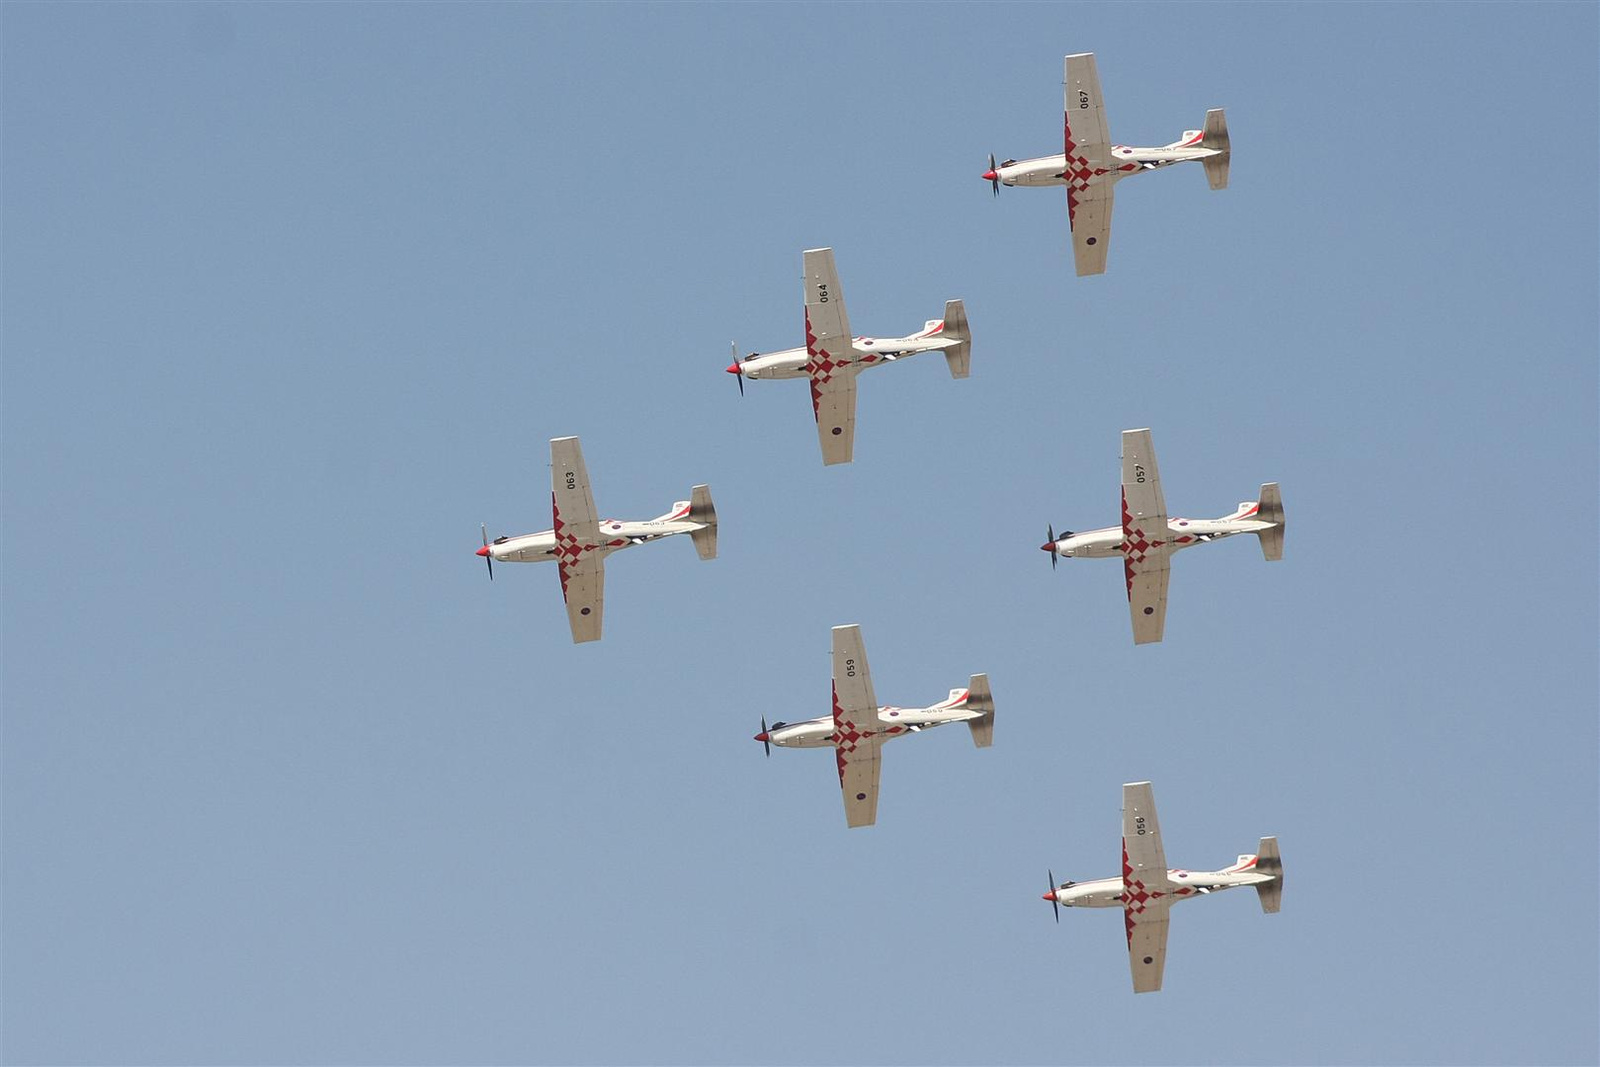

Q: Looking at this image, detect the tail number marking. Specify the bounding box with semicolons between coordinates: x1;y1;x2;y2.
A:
844;657;857;678
1077;90;1090;110
816;284;830;304
1134;816;1148;836
564;471;577;490
1133;464;1147;484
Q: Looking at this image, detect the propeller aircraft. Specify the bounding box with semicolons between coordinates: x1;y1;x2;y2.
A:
984;52;1230;276
1043;781;1282;994
1042;428;1283;645
475;436;716;644
727;247;971;465
754;624;993;828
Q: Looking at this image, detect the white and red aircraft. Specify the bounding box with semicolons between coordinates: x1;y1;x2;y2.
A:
982;53;1230;276
1042;428;1283;645
753;624;994;828
475;436;716;644
727;247;971;465
1043;781;1282;994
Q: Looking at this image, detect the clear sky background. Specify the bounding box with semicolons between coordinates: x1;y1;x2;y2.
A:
4;3;1596;1065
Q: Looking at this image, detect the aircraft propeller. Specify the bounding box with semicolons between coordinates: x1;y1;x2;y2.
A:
987;153;1001;197
729;342;744;397
1045;523;1058;571
1046;869;1061;924
479;524;494;581
758;715;771;758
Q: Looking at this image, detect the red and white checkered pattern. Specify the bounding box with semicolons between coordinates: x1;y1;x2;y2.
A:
803;307;855;420
1061;116;1139;224
830;682;904;784
550;493;626;600
1117;487;1196;598
1121;839;1169;945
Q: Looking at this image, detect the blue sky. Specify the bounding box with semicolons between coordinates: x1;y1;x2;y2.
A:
3;3;1596;1064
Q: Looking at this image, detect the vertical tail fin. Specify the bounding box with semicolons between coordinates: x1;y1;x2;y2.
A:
939;299;971;380
963;672;994;748
1201;108;1230;190
1255;482;1284;561
688;485;717;561
1253;836;1282;913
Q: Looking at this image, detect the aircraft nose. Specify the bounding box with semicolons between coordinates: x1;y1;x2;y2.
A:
1040;541;1056;552
1042;891;1057;902
725;362;742;375
753;731;770;743
476;546;490;558
982;169;998;182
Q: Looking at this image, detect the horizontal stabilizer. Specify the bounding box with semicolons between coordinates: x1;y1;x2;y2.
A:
1202;108;1230;190
964;673;994;748
689;484;717;561
940;299;972;379
1254;836;1282;913
1256;482;1284;561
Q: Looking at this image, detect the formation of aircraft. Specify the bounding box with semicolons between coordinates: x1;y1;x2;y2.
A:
1043;782;1282;993
471;52;1285;993
727;247;971;465
984;52;1230;276
754;624;993;828
475;436;716;644
1042;428;1284;644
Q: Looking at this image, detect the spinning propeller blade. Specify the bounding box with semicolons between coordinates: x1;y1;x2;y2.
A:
759;716;770;758
988;153;1000;197
1047;869;1060;924
480;523;494;581
1045;523;1058;571
729;342;744;397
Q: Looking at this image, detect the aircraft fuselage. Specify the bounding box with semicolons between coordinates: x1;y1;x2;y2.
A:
1047;864;1269;909
995;143;1217;190
760;702;973;750
484;518;702;564
1048;510;1273;561
732;332;949;382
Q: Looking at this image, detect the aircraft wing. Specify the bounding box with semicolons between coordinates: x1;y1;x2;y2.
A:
1126;896;1171;994
832;624;882;828
1122;781;1173;993
810;372;858;466
551;437;601;535
1065;53;1113;164
1121;429;1172;644
1067;186;1113;277
1125;566;1170;645
804;248;859;465
550;436;606;643
1064;53;1115;277
558;552;605;644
